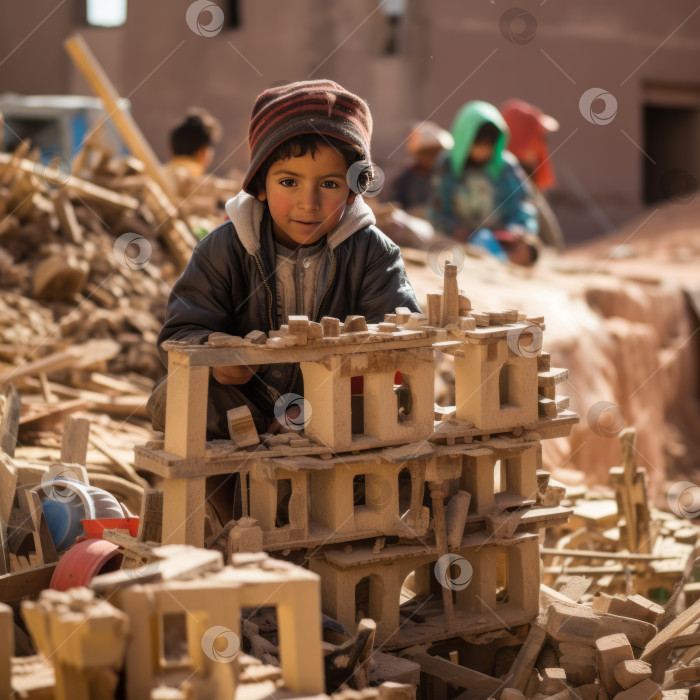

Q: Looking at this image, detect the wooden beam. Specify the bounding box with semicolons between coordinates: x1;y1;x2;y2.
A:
63;34;176;200
0;154;140;210
540;547;674;561
409;652;502;696
16;488;58;565
0;563;58;601
0;385;20;457
60;416;91;466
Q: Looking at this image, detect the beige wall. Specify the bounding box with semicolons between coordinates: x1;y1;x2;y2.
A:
2;0;700;243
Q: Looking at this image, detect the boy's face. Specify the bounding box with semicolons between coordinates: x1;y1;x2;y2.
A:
468;141;495;165
257;143;357;249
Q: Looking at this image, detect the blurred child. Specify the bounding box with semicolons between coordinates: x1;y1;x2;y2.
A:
391;121;454;215
164;107;222;198
428;100;540;265
501;98;564;250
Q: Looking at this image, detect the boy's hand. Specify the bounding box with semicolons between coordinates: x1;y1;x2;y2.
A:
212;364;260;385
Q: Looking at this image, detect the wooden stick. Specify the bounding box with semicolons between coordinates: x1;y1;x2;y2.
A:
540;547;676;561
63;34;176;200
430;482;454;624
60;416;91;466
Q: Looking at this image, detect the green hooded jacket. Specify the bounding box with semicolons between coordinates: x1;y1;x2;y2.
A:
448;100;510;179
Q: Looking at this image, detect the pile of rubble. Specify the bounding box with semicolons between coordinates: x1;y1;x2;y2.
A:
0;135;211;447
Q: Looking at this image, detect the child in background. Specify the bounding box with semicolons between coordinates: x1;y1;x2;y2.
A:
428;100;540;266
501;98;565;251
147;80;420;438
165;107;222;185
390;121;454;216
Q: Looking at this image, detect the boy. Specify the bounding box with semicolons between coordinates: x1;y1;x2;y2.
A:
428;100;540;265
164;107;222;186
390;120;454;215
147;80;420;438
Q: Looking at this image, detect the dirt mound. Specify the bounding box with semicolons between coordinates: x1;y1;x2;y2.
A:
403;205;700;502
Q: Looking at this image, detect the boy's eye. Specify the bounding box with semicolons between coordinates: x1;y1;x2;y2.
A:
321;180;340;189
279;178;296;187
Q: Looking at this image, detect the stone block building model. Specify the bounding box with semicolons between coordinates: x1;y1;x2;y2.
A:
135;262;578;649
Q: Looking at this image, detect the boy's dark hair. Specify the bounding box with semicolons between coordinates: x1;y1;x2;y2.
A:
250;134;374;197
473;121;501;146
170;108;222;157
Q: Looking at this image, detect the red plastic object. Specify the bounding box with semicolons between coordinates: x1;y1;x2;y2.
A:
50;538;123;591
81;517;139;539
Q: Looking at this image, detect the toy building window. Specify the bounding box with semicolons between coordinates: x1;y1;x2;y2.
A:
499;363;518;408
496;550;509;605
351;376;364;434
494;459;507;498
400;565;433;614
275;478;292;527
85;0;127;27
397;467;412;515
355;574;384;622
353;474;366;507
159;612;190;668
394;372;411;422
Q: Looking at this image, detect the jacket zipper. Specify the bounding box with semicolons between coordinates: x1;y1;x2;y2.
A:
314;249;336;321
253;252;275;330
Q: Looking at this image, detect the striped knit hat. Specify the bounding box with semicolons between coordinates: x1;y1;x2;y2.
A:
243;80;373;195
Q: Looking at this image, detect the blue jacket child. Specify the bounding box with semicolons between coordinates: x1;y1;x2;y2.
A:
428;100;540;265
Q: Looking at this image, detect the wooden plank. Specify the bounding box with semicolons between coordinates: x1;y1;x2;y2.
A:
0;602;12;699
163;352;208;459
641;597;700;662
60;416;91;466
0;520;9;576
22;376;149;417
506;623;547;691
410;652;502;695
16;489;58;565
540;547;674;561
0;339;120;387
63;34;176;200
137;489;163;543
161;334;438;366
0;384;20;457
53;191;83;243
0;563;57;601
0;153;140;209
